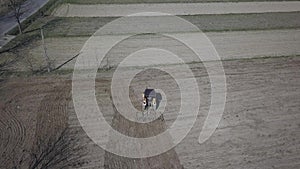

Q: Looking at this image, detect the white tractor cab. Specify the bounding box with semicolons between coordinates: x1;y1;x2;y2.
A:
142;88;157;110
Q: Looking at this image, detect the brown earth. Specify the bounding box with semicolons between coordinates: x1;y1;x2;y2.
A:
0;77;91;169
0;56;300;168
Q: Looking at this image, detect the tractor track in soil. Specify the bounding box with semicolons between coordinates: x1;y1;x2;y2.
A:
0;78;71;168
0;56;299;168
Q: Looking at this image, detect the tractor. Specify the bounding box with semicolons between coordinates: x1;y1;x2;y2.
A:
142;88;157;110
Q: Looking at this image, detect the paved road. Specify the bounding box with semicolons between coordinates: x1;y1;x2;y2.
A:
53;1;300;17
0;0;49;48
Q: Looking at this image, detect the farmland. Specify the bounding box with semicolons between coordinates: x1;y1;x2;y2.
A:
0;1;300;169
1;56;300;168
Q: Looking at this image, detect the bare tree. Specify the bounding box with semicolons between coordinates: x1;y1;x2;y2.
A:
29;129;87;169
8;0;26;34
40;27;52;72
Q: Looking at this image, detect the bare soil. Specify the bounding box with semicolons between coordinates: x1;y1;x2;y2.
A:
1;56;299;168
0;77;69;168
11;29;300;71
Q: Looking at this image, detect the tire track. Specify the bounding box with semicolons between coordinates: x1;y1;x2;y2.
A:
0;78;69;168
0;105;25;160
29;80;78;169
35;82;70;141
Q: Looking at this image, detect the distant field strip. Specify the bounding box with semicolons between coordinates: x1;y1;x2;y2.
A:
43;12;300;37
28;29;300;69
53;1;300;17
61;0;300;4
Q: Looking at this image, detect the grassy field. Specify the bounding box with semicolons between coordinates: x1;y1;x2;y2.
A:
37;12;300;37
3;29;296;73
1;11;299;73
0;0;10;16
3;11;299;55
